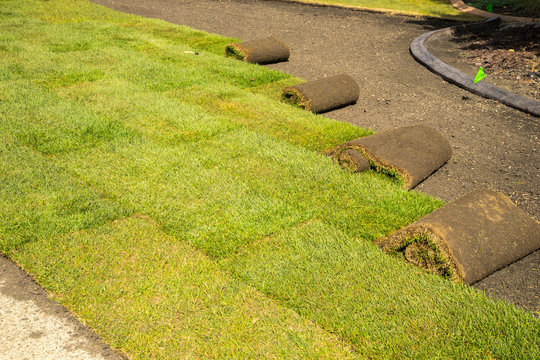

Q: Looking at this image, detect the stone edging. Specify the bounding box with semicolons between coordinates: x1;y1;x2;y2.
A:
410;17;540;117
450;0;539;23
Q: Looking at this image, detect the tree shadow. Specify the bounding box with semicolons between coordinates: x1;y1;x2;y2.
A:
449;22;540;53
403;16;468;32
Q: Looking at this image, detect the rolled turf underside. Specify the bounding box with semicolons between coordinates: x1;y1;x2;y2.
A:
327;125;452;189
281;74;360;113
377;189;540;284
225;37;290;64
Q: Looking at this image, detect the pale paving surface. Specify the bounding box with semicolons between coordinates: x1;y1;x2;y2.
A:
0;256;124;360
0;279;107;360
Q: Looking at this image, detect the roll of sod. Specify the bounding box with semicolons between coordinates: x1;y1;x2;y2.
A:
225;37;290;64
338;149;371;173
327;125;452;189
281;74;360;113
377;190;540;284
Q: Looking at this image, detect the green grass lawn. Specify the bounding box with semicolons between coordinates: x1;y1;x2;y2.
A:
1;0;539;358
283;0;477;19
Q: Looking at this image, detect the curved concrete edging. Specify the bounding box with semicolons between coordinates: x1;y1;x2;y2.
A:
451;0;539;23
410;17;540;117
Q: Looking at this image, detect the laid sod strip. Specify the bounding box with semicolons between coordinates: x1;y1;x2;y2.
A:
0;80;135;154
0;135;128;253
282;74;360;113
327;125;452;189
0;0;367;152
12;216;359;359
378;189;540;283
58;76;367;152
1;1;539;358
221;220;540;359
55;79;241;144
165;83;368;151
225;37;290;64
52;129;437;258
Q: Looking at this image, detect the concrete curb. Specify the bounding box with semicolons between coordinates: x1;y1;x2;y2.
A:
410;17;540;117
450;0;539;23
0;255;127;360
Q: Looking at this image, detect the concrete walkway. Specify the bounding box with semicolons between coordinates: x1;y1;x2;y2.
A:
0;256;124;360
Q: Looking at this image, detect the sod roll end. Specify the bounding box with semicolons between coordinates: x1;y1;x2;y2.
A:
377;189;540;284
338;149;370;173
225;37;290;64
281;74;360;113
328;125;452;189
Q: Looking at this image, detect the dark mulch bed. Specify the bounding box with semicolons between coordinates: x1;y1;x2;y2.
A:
466;1;540;18
451;22;540;100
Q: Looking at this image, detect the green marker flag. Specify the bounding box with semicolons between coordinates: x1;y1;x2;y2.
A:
474;67;486;83
487;1;493;12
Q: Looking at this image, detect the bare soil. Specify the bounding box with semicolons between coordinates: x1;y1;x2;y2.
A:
38;0;540;314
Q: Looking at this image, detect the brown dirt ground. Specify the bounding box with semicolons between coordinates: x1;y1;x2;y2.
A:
47;0;539;314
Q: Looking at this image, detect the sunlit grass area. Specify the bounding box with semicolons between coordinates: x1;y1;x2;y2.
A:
1;0;538;358
284;0;477;19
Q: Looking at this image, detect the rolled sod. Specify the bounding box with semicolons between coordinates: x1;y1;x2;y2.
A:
327;125;452;189
281;74;360;113
377;190;540;284
225;37;290;64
